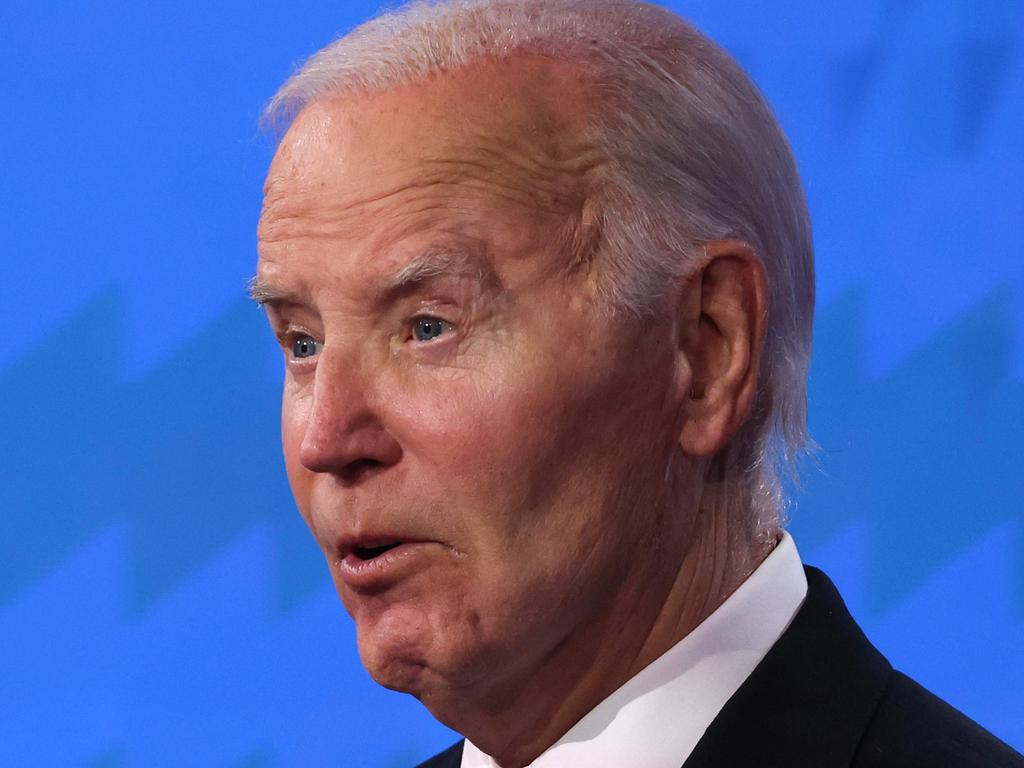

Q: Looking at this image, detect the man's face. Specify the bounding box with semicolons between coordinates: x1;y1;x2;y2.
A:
256;59;685;704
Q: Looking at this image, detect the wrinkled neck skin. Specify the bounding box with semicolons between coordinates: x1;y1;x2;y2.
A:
423;463;777;768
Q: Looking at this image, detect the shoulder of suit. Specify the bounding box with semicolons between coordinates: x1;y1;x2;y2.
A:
854;671;1024;767
415;740;464;768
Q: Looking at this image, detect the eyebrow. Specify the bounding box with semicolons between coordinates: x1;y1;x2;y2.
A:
247;275;301;307
247;247;499;307
381;247;498;294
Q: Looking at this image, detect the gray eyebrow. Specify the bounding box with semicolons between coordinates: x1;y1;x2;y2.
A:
246;247;498;307
246;275;291;306
381;247;497;293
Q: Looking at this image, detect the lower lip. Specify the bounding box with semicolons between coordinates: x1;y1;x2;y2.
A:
338;542;436;591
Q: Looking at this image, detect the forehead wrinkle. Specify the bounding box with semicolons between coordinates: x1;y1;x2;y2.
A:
467;125;607;182
258;58;610;299
259;164;585;250
259;176;458;246
261;96;606;237
418;156;598;217
258;197;500;295
431;122;607;211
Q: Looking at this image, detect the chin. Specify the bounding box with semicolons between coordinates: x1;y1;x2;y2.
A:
361;648;429;695
357;605;501;709
354;602;447;695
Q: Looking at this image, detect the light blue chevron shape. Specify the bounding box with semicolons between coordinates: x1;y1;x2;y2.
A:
0;522;457;767
0;527;128;766
870;521;1024;752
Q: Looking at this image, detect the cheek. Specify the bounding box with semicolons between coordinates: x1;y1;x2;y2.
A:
387;370;543;489
380;353;634;558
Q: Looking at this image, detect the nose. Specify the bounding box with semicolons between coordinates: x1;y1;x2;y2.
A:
297;352;403;484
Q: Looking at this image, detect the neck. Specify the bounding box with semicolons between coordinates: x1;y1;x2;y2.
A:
434;478;777;768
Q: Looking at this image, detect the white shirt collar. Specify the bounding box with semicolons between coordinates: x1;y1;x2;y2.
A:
461;532;808;768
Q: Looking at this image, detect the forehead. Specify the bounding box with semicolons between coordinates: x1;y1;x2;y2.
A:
257;57;602;287
265;56;595;197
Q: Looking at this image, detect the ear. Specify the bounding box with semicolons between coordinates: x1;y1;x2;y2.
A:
673;240;768;457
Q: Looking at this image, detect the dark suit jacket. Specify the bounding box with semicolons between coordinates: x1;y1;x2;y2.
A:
416;566;1023;767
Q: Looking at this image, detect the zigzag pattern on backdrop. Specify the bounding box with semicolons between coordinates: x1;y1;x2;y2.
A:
0;289;325;616
1;0;1022;764
0;525;457;767
798;285;1024;613
721;0;1024;375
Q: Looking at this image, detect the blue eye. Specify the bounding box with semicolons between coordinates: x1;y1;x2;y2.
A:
412;317;451;342
291;334;322;359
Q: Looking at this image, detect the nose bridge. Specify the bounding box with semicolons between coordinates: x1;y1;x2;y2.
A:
299;341;395;474
310;343;369;435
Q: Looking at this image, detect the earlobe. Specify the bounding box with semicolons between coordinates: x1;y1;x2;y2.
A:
674;240;767;457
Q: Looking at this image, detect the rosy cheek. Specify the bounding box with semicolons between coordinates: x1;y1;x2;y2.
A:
388;375;486;440
387;373;543;495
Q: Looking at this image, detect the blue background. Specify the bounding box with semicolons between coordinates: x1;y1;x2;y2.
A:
1;0;1021;765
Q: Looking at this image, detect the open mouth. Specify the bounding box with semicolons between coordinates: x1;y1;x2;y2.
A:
353;542;402;560
339;538;434;587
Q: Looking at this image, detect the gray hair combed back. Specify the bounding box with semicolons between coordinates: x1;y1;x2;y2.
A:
263;0;815;537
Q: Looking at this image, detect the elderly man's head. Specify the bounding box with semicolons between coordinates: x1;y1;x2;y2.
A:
254;0;813;759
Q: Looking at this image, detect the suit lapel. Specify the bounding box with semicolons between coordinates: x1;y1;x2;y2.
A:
683;567;892;768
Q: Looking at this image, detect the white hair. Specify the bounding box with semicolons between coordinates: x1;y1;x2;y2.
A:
263;0;815;537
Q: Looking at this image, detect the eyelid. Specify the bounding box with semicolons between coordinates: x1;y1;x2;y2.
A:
275;322;319;343
409;311;454;322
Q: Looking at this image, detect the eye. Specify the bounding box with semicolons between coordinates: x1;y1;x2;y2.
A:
290;334;322;359
411;316;453;342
